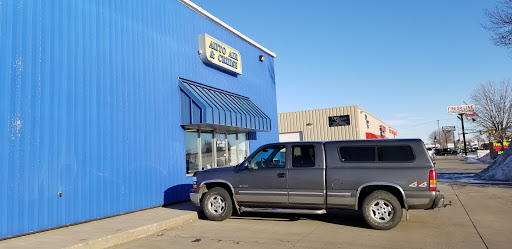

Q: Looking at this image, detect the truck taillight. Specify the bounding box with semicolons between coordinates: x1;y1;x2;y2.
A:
429;170;437;191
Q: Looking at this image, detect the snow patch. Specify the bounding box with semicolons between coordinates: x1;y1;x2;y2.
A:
465;157;480;163
477;153;494;164
477;149;512;181
463;153;492;164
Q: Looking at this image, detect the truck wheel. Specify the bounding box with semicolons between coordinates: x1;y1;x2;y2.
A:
361;190;402;230
202;187;233;221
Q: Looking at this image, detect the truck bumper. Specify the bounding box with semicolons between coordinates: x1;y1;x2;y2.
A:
431;191;445;209
189;189;201;206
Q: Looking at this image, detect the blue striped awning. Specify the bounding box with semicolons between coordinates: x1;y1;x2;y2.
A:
179;79;271;132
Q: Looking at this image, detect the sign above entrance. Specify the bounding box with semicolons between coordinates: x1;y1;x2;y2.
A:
198;33;242;75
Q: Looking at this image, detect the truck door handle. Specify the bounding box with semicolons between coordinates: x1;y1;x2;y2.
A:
277;173;286;178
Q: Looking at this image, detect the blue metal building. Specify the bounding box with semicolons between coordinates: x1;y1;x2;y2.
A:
0;0;278;238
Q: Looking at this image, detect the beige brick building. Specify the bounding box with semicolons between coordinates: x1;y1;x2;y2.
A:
278;105;397;142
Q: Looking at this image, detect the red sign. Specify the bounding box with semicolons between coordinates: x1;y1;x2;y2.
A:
447;105;475;114
465;113;478;118
366;132;386;139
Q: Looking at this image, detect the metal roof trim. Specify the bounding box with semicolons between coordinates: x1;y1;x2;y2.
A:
178;0;277;58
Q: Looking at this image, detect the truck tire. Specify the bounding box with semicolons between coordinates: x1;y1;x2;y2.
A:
361;190;402;230
202;187;233;221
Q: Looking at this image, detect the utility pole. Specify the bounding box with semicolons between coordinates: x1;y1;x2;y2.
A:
444;131;448;148
437;120;440;148
458;113;468;156
452;131;456;149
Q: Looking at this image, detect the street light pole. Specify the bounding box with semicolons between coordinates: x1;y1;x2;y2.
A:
459;113;468;156
452;131;456;149
437;120;440;148
444;131;448;148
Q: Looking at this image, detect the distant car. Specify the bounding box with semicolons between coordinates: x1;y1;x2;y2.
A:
434;148;458;156
459;147;477;154
434;148;442;155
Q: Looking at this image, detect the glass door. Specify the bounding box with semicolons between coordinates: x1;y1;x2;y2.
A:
237;133;248;164
216;133;227;167
185;130;200;174
227;133;237;165
201;132;213;170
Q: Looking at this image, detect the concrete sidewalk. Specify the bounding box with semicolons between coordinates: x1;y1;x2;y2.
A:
0;202;201;249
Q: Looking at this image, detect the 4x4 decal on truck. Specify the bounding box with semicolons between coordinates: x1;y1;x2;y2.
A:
409;181;428;187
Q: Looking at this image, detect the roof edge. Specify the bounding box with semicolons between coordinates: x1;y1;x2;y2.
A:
278;105;359;115
356;106;396;131
178;0;277;58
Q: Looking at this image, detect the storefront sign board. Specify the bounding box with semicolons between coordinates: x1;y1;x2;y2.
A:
447;105;475;114
490;141;510;159
329;115;350;127
442;126;456;132
199;33;242;75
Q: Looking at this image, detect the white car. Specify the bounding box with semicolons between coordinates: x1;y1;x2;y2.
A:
426;147;436;159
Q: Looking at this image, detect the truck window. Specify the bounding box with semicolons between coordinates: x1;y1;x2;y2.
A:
250;146;286;169
377;146;415;162
292;145;316;167
339;146;376;162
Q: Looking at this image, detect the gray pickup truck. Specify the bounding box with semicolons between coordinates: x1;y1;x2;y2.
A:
190;139;445;230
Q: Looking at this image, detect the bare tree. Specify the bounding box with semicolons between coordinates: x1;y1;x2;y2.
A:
428;130;447;148
470;79;512;141
471;134;487;145
483;0;512;50
428;129;458;148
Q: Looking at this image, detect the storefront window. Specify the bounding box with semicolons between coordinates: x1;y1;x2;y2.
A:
237;133;248;164
186;130;248;174
201;131;213;170
185;130;200;174
227;133;237;165
216;133;227;167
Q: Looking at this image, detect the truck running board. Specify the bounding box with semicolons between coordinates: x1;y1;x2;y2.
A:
239;207;327;215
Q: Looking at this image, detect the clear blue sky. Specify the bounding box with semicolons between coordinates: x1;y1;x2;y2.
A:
192;0;512;142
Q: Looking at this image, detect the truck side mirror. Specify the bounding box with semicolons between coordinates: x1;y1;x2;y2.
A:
245;160;257;170
246;161;254;170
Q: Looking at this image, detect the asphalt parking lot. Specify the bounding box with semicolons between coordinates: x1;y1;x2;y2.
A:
113;156;512;249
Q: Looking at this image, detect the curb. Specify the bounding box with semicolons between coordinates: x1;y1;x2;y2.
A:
65;212;199;249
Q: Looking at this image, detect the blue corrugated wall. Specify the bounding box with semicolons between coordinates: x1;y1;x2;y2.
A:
0;0;278;238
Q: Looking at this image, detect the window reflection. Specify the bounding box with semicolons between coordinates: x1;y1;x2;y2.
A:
216;133;227;167
185;130;199;174
237;133;248;164
201;132;213;170
250;146;286;169
185;130;249;174
227;134;237;166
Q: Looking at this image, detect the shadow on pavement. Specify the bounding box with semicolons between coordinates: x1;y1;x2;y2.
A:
225;210;369;229
163;184;193;205
163;201;202;212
